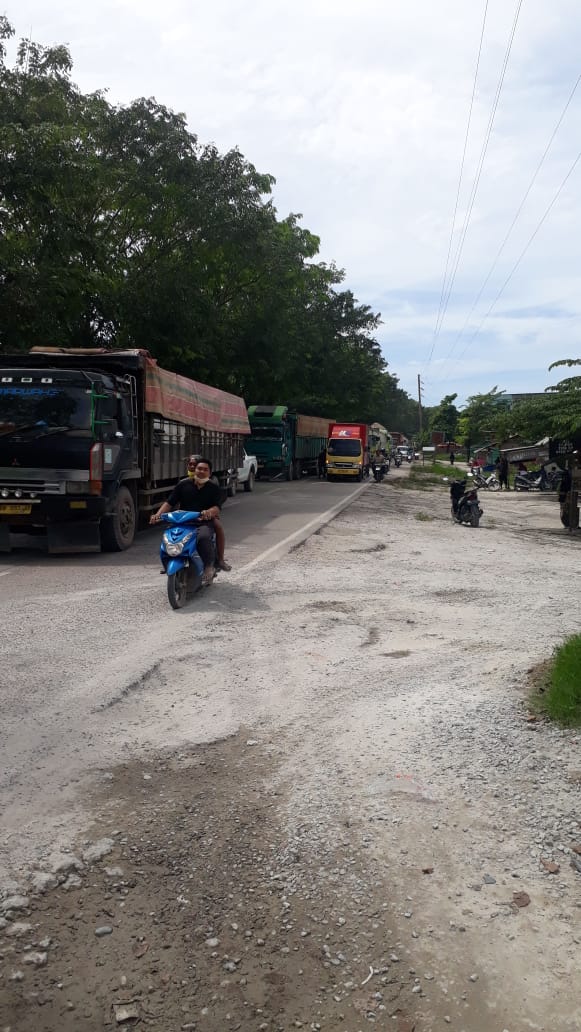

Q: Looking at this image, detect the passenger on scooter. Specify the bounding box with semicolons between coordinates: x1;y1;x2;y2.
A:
150;458;223;586
185;454;231;571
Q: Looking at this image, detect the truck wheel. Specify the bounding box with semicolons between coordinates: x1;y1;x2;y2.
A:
244;470;255;493
101;486;136;551
286;463;294;481
294;461;302;480
228;477;237;497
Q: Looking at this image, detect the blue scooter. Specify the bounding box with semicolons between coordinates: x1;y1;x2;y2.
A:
159;510;217;609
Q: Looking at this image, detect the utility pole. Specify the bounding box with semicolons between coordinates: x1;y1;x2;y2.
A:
417;374;423;443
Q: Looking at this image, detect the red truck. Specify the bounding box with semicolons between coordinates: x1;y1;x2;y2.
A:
326;422;368;481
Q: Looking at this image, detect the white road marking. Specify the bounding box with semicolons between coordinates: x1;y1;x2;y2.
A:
0;569;13;578
236;483;368;575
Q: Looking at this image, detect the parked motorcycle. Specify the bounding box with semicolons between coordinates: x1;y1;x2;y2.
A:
449;479;483;527
514;468;552;492
471;468;500;491
159;510;217;609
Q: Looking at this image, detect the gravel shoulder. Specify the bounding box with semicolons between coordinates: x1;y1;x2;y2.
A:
1;473;580;1031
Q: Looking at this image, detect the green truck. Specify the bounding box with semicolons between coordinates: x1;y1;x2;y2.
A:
247;406;333;480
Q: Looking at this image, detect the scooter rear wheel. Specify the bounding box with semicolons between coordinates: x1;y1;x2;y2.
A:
167;569;188;609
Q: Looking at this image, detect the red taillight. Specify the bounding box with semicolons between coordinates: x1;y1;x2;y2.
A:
89;443;103;495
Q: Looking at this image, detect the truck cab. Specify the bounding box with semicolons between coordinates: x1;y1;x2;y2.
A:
0;363;138;552
326;423;367;480
247;405;296;480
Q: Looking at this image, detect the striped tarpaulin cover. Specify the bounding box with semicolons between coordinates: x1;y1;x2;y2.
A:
145;358;250;434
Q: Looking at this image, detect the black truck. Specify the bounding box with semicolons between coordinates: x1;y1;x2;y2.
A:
0;348;250;553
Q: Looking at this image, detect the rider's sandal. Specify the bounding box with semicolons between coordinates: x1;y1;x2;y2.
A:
218;559;232;572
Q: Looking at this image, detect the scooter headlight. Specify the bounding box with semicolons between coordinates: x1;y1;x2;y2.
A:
163;535;184;557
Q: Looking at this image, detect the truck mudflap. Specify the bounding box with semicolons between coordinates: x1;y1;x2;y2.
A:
46;522;102;554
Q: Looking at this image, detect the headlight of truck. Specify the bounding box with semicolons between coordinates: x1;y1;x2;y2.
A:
67;481;88;494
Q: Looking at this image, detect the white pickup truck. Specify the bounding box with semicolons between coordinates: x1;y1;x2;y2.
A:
236;449;258;493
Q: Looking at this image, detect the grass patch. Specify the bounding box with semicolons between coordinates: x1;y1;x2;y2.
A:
391;459;462;491
532;636;581;726
400;460;459;491
415;511;435;522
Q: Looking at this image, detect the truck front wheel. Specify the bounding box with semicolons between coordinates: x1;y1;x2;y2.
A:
101;485;136;551
244;470;255;493
286;463;294;482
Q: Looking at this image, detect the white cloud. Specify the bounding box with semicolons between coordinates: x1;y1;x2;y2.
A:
7;0;581;404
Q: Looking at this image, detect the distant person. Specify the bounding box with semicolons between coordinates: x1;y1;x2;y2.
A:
363;445;371;476
449;450;455;465
499;455;509;490
317;447;326;479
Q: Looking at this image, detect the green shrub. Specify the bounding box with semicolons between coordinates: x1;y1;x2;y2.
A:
543;635;581;726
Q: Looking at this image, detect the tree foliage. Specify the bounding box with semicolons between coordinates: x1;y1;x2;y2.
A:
0;18;418;427
456;387;507;449
427;393;459;440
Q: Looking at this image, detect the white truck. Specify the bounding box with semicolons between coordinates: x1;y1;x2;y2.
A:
236;449;258;492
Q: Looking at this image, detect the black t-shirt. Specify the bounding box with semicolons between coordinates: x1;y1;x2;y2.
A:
167;477;222;513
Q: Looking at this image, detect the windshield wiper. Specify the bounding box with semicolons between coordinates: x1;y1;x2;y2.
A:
0;423;40;438
31;424;74;439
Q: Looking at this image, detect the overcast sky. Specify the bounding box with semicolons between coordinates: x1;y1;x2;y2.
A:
6;0;581;404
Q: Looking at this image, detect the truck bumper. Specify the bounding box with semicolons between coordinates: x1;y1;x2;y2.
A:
0;497;107;552
326;466;362;478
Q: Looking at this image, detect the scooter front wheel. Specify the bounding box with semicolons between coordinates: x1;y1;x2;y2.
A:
167;569;188;609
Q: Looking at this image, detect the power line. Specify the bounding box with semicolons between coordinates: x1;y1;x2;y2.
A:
433;71;581;383
427;0;490;365
454;147;581;360
431;0;525;346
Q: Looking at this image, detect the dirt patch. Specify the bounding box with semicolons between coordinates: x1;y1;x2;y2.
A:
304;600;355;614
383;650;411;659
0;733;419;1032
360;626;380;647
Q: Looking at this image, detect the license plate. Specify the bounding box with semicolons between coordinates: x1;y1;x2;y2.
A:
0;504;32;515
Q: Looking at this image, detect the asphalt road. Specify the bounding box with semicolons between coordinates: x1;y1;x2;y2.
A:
0;476;363;601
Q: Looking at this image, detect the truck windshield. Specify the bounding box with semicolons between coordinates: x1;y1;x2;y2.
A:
0;384;92;434
249;428;283;441
328;439;361;457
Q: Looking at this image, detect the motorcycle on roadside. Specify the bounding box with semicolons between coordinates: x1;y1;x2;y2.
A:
448;478;483;527
514;467;557;492
372;459;387;482
471;468;501;491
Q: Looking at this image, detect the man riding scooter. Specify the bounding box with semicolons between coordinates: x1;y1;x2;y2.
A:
150;457;226;586
184;453;231;571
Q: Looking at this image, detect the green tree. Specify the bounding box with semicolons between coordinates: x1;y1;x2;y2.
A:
428;393;459;441
457;387;507;452
496;361;581;443
0;18;401;422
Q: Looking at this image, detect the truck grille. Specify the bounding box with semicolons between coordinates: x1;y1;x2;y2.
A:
0;479;64;498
